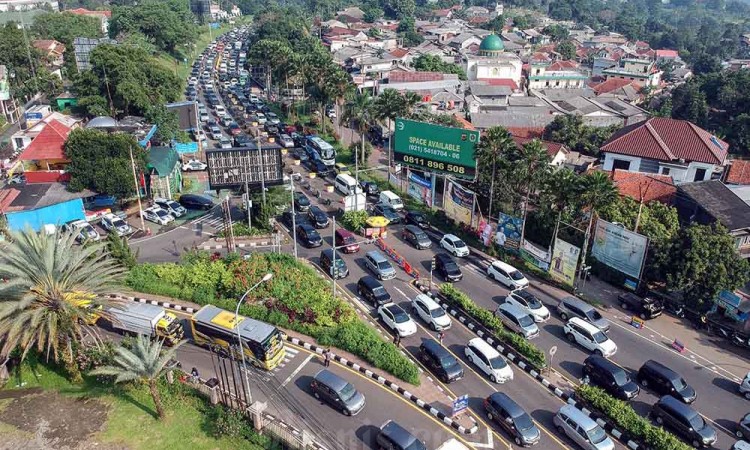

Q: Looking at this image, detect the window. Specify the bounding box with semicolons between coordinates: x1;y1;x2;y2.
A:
661;167;670;175
694;168;707;181
612;159;631;171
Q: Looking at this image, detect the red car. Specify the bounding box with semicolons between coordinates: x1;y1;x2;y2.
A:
229;123;242;136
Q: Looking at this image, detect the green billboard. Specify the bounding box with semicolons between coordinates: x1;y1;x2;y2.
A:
393;118;479;179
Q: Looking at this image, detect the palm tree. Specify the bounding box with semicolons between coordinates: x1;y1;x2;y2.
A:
402;91;422;118
91;335;184;420
473;126;516;221
0;230;126;381
374;89;406;171
341;92;375;185
513;140;552;245
544;168;583;247
577;171;618;277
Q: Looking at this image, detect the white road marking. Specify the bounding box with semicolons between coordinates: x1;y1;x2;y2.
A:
466;428;495;449
280;354;313;388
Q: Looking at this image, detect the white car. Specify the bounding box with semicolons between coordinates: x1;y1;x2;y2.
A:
487;260;529;289
199;112;210;122
504;289;550;322
61;219;100;243
219;137;232;149
279;134;294;148
255;112;267;124
214;105;226;116
154;198;187;217
266;112;281;125
193;130;208;143
141;206;174;225
440;234;469;257
465;338;513;383
182;159;207;171
564;317;617;358
411;294;451;331
100;213;132;236
378;303;417;337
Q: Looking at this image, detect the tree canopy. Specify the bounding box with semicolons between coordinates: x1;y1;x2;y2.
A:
31;11;102;48
412;54;467;80
109;0;198;53
543;115;618;156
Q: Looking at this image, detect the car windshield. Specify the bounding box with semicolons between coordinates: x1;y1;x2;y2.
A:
334;260;346;269
586;309;603;321
453;239;466;248
688;414;705;430
404;439;425;450
343;236;356;244
372;286;387;297
439;355;456;368
378;261;392;271
510;270;525;281
338;383;357;402
392;309;410;323
113;219;126;228
430;308;447;318
587;425;608;444
512;413;535;432
167;201;181;209
444;262;459;272
490;356;507;369
673;377;688;390
592;331;608;344
156;210;169;218
613;370;629;386
518;314;535;327
518;291;543;309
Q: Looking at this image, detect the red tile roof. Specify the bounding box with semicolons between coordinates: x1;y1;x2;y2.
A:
469;16;489;24
656;49;678;58
512;135;567;158
611;169;676;204
601;117;728;165
325;26;356;37
725;160;750;185
18;120;71;161
433;8;451;16
389;48;409;58
531;52;552;62
453;114;476;130
591;78;643;95
390;71;445;83
0;188;20;212
67;7;111;17
506;127;545;138
635;40;650;48
477;78;519;90
547;60;579;71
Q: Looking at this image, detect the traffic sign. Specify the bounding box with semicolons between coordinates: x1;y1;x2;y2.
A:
549;345;557;357
452;394;469;416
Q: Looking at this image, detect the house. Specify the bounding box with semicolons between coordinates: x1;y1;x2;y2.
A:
655;49;679;64
0;0;58;12
66;8;111;34
55;91;77;111
527;62;587;90
146;146;182;199
73;37;116;72
470;106;556;137
591;78;643;103
448;33;483;51
675;180;750;258
0;182;93;233
540;95;648;127
336;6;364;23
380;72;462;96
726;59;750;71
465;83;513;113
600;117;729;184
601;58;662;88
32;39;65;74
512;135;569;166
610;169;676;204
10;110;79;152
724;159;750;185
519;29;550;45
17;119;74;183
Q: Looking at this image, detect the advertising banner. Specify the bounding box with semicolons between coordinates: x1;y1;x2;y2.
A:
0;66;9;101
496;212;523;251
520;240;550;271
591;219;648;279
394;118;479;179
549;238;580;287
444;180;474;225
407;171;433;207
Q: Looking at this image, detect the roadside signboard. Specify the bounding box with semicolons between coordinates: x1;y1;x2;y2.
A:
549;238;580;287
206;146;284;190
394;118;479;180
591;219;648;279
452;394;469;416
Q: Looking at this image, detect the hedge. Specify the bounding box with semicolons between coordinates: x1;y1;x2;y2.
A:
576;384;692;450
439;284;547;368
127;252;420;385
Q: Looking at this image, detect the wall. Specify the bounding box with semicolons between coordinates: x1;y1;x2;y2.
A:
6;198;85;232
602;153;642;172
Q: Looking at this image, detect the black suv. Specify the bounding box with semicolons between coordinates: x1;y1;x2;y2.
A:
307;205;330;228
357;276;391;306
419;339;464;383
637;360;696;404
281;210;309;229
178;194;213;210
296;223;322;247
484;392;541;447
293;192;310;212
650;396;716;448
376;421;426;450
360;180;380;197
435;253;462;282
405;210;430;228
618;292;664;319
583;355;639;400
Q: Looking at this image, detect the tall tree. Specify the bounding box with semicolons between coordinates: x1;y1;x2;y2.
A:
512;140;552;245
91;335;184;420
0;230;125;381
556;41;577;60
412;55;467;80
670;81;709;126
109;0;198;53
341;93;375;181
31;12;102;48
578;171;618;275
374;89;407;171
473;126;516;221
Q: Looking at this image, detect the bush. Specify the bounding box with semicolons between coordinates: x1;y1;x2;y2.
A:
439;284;546;368
341;210;369;232
576;384;692;450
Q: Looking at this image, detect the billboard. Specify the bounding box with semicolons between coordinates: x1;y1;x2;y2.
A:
394;118;479;179
591;219;649;279
496;212;523;251
206;146;284;190
444;180;474;225
407;171;432;207
549;238;580;287
0;65;9;101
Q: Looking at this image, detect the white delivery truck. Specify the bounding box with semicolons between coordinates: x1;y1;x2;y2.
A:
107;302;184;345
342;193;367;212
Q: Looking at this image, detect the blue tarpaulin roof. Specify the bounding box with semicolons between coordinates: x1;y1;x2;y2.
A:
173;141;199;154
139;125;158;147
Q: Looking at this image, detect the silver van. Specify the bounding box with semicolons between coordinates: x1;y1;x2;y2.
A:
495;303;539;339
557;296;610;332
553;404;614;450
365;250;396;280
334;174;360;196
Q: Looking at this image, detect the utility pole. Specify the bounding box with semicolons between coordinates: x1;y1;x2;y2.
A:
256;134;266;205
290;175;298;258
332;216;337;300
129;146;146;232
245;152;252;230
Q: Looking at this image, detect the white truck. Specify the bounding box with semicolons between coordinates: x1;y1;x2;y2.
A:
342;193;367;212
107;303;184;346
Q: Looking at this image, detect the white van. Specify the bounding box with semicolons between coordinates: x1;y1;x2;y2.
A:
464;338;513;383
334;174;360;196
379;190;404;210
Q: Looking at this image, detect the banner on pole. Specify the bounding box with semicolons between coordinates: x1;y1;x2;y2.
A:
549;238;580;287
444;180;474;225
497;212;523;251
407;171;433;207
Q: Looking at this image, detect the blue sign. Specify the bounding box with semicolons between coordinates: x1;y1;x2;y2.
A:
174;141;199;154
452;394;469;416
25;111;43;120
497;212;523;251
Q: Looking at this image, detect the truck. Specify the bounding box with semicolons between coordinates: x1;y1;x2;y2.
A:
342;193;367;212
106;303;184;345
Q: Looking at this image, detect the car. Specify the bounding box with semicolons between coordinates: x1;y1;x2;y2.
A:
310;369;365;416
281;210;309;229
377;303;417;337
487;260;529;289
333;163;350;175
255;112;267;124
618;292;664;320
325;106;336;119
182;159;207;171
583;355;640;400
650;396;717;448
199;112;210;122
564;317;617;357
435;253;462;282
8;173;25;184
357;276;391;306
554;404;614;450
504;289;550;322
307;159;330;177
440;233;470;257
214;105;226;116
220;115;233;127
218;137;233;149
402;225;431;249
210;129;223;140
100;213;132;236
234;134;251;147
193;130;208;143
296;223;322;247
228;122;242;136
292;132;307;148
495;303;539;339
372;203;401;224
61;219;100;243
142;206;174;225
364;250;396;280
293;192;310;212
465;337;513;383
264;123;279;135
179;194;214;210
405;210;430;228
736;413;750;441
376;420;426;450
360;180;380;197
292;147;309;162
266;112;280;124
307;205;329;228
278;134;294;148
411;294;451;330
154;198;187;217
484;392;541;447
637;360;696;404
420;339;463;383
557;296;610;332
319;248;348;279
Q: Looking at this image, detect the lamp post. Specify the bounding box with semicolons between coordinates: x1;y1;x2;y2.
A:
235;272;273;407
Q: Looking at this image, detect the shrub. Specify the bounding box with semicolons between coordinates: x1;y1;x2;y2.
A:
439;284;546;368
341;210;369;232
576;384;692;450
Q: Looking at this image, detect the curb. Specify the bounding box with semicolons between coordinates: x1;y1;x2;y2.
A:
200;241;273;250
113;294;479;435
412;281;644;450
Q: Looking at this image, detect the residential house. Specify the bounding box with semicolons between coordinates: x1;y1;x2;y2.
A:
518;29;550;45
727;59;750;71
723;159;750;185
67;8;110;34
591;78;643;103
527;61;587;90
512;135;569;167
675;180;750;258
655;49;679;64
470;106;556;137
336;6;364;23
610;169;676;204
17;119;74;183
448;33;483;52
602;58;662;88
0;182;92;233
465;83;513;113
32;39;65;76
146;146;182;199
539;94;648;127
380;72;462;97
10;110;79;152
600;117;729;184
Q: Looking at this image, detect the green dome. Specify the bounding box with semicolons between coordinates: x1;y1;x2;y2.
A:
479;34;504;52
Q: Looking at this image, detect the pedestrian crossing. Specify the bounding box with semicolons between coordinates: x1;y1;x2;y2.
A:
276;346;300;373
192;212;226;231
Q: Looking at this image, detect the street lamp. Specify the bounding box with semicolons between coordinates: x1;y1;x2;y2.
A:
235;272;273;407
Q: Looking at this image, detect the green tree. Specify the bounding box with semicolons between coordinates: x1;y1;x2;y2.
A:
579;171;619;269
341;93;375;174
374;89;407;170
556;41;577;60
473;126;516;221
91;334;184;420
727;114;750;154
487;14;506;33
384;0;415;18
512;140;552;245
543;115;617;155
0;24;41;99
412;54;467;80
670;81;708;126
543;24;570;42
31;11;102;48
65;128;147;198
0;230;125;381
109;0;198;53
106;231;139;269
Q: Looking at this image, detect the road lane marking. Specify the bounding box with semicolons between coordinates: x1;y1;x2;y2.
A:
467;428;495;449
281;353;313;388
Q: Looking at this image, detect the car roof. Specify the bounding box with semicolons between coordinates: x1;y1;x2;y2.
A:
585;354;624;374
492;260;518;272
314;369;350;392
443;233;459;241
497;302;529;318
422;338;452;357
489;392;525;418
641;360;680;380
380;421;418;447
366;250;388;262
298;223;315;231
559;404;598;430
405;224;425;234
657;395;698;418
436;253;455;263
468;337;500;357
181;194;212;203
568;317;601;333
359;275;383;288
415;293;440;309
560;296;591;309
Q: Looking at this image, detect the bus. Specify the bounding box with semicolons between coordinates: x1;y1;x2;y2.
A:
191;305;286;371
305;135;336;166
